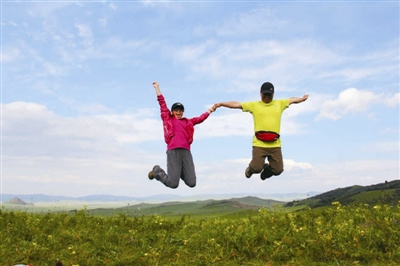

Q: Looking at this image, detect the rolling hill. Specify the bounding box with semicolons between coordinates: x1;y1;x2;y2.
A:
85;196;285;217
86;180;399;217
3;180;398;216
285;179;400;208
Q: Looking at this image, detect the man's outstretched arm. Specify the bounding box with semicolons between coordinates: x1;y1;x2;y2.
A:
212;101;243;110
289;94;309;105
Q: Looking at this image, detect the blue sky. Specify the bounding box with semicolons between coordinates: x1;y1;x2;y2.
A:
2;1;399;198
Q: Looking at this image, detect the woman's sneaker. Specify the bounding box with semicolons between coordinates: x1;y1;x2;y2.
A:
148;165;161;180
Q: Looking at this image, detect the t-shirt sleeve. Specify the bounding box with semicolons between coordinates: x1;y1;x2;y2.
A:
241;101;253;113
281;99;290;110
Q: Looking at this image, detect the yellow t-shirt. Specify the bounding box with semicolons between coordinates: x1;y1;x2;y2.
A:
241;99;290;148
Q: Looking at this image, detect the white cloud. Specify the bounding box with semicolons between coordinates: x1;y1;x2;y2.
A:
317;88;378;120
27;2;73;18
86;37;150;61
372;142;400;153
98;17;108;27
75;23;93;47
321;67;380;81
170;38;345;87
195;157;399;196
217;7;285;36
108;3;117;11
1;101;168;196
1;47;21;63
76;23;92;39
318;160;399;185
2;154;154;196
283;159;313;171
385;92;400;107
196;113;253;138
1;102;162;158
140;0;160;7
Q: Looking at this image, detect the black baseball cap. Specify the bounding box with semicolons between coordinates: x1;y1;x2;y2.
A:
260;82;274;94
171;102;184;111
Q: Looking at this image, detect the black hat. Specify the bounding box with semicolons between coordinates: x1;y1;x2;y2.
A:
171;102;184;111
260;82;274;94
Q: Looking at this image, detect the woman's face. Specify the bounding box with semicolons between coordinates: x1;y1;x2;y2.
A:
172;109;184;119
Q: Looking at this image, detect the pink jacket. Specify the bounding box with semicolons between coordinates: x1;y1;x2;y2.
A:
157;95;210;150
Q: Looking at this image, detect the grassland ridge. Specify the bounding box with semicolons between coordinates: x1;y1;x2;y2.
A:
286;179;400;208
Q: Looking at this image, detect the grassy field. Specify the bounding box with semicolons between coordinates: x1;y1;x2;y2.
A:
1;201;134;213
1;201;399;265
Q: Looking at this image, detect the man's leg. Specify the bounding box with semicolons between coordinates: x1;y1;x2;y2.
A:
268;147;284;175
261;147;283;180
248;146;268;176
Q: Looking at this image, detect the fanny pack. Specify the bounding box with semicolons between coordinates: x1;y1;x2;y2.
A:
255;131;280;142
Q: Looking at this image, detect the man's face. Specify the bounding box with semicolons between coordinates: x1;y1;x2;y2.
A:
172;109;184;119
260;92;274;103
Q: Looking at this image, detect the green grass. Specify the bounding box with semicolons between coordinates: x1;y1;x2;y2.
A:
349;189;397;205
1;202;399;265
1;201;131;214
288;189;399;210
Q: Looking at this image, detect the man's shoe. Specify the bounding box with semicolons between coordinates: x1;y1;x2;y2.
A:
260;164;273;180
245;167;252;178
148;165;161;180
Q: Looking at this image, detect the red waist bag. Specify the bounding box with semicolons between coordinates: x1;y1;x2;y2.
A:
255;131;280;142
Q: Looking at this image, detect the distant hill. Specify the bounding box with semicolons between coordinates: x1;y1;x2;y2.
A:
0;192;317;203
285;180;400;208
0;193;182;203
2;180;399;216
3;180;399;212
86;196;285;217
87;180;400;216
7;197;34;206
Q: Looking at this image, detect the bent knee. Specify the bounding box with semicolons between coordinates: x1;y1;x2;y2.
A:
250;165;263;173
166;181;179;189
185;181;196;188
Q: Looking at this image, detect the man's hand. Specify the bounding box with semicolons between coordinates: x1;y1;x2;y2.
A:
211;103;220;111
289;94;309;104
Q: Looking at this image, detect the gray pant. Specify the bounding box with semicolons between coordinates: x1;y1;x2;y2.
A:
155;148;196;188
